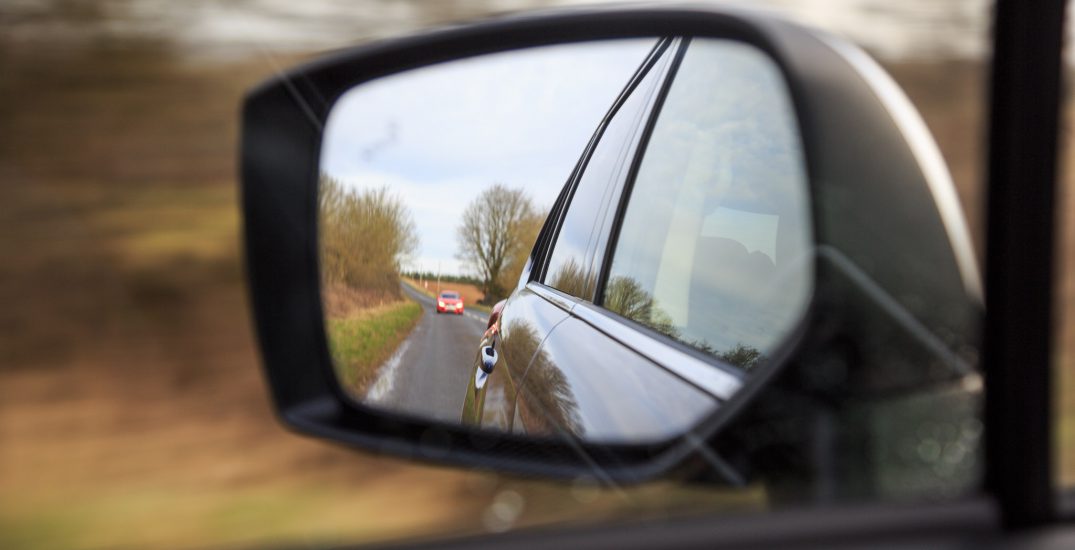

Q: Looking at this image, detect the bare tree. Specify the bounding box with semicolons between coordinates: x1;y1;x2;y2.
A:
456;184;541;303
495;206;545;295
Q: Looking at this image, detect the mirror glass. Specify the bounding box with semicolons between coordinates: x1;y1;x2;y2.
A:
318;37;812;445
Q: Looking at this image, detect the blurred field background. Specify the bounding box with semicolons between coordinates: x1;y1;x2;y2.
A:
1;1;1073;549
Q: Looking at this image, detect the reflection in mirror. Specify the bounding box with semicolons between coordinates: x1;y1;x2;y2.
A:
318;37;811;445
319;38;657;422
603;39;812;372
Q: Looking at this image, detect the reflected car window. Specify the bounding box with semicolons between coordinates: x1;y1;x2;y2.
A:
603;39;813;370
543;42;665;300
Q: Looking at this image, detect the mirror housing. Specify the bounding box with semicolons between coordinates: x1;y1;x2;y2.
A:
241;6;981;484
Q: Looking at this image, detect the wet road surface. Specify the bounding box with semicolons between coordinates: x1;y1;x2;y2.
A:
365;283;488;423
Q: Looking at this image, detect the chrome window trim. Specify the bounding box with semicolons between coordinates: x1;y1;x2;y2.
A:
820;33;984;305
526;280;581;313
527;281;744;400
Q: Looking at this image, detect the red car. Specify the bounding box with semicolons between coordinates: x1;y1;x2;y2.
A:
435;290;463;315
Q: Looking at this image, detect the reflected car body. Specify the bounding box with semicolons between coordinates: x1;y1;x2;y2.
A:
435;290;464;315
462;37;774;443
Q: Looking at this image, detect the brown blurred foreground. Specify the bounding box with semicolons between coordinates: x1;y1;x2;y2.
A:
0;37;751;550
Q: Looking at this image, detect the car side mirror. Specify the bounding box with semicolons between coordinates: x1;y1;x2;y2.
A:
241;6;982;485
486;299;506;331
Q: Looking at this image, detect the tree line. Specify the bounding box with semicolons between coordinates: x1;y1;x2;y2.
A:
320;175;544;307
319;174;417;300
400;271;482;287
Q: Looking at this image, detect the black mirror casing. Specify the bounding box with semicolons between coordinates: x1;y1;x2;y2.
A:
240;5;981;483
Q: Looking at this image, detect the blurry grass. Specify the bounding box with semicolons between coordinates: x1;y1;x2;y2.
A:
0;479;472;550
92;185;238;267
328;300;423;395
1054;99;1075;487
0;477;764;550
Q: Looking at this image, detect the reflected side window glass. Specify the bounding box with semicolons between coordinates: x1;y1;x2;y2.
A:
543;48;668;300
602;39;812;371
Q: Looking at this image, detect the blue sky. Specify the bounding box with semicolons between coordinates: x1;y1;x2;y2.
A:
320;38;656;276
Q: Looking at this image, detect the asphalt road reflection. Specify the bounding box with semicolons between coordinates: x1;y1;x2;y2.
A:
365;283;488;422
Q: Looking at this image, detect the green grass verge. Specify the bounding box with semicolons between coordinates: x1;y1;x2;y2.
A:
327;300;423;396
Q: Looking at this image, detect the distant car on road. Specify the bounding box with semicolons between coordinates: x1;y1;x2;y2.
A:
436;291;464;315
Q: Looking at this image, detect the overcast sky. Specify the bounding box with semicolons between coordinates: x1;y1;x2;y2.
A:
320;38;656;276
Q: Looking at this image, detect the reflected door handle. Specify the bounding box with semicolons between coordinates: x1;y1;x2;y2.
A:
475;345;498;391
480;345;498;374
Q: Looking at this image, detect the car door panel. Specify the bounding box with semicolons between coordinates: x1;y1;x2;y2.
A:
514;293;718;443
515;40;685;441
464;41;675;430
462;285;571;431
